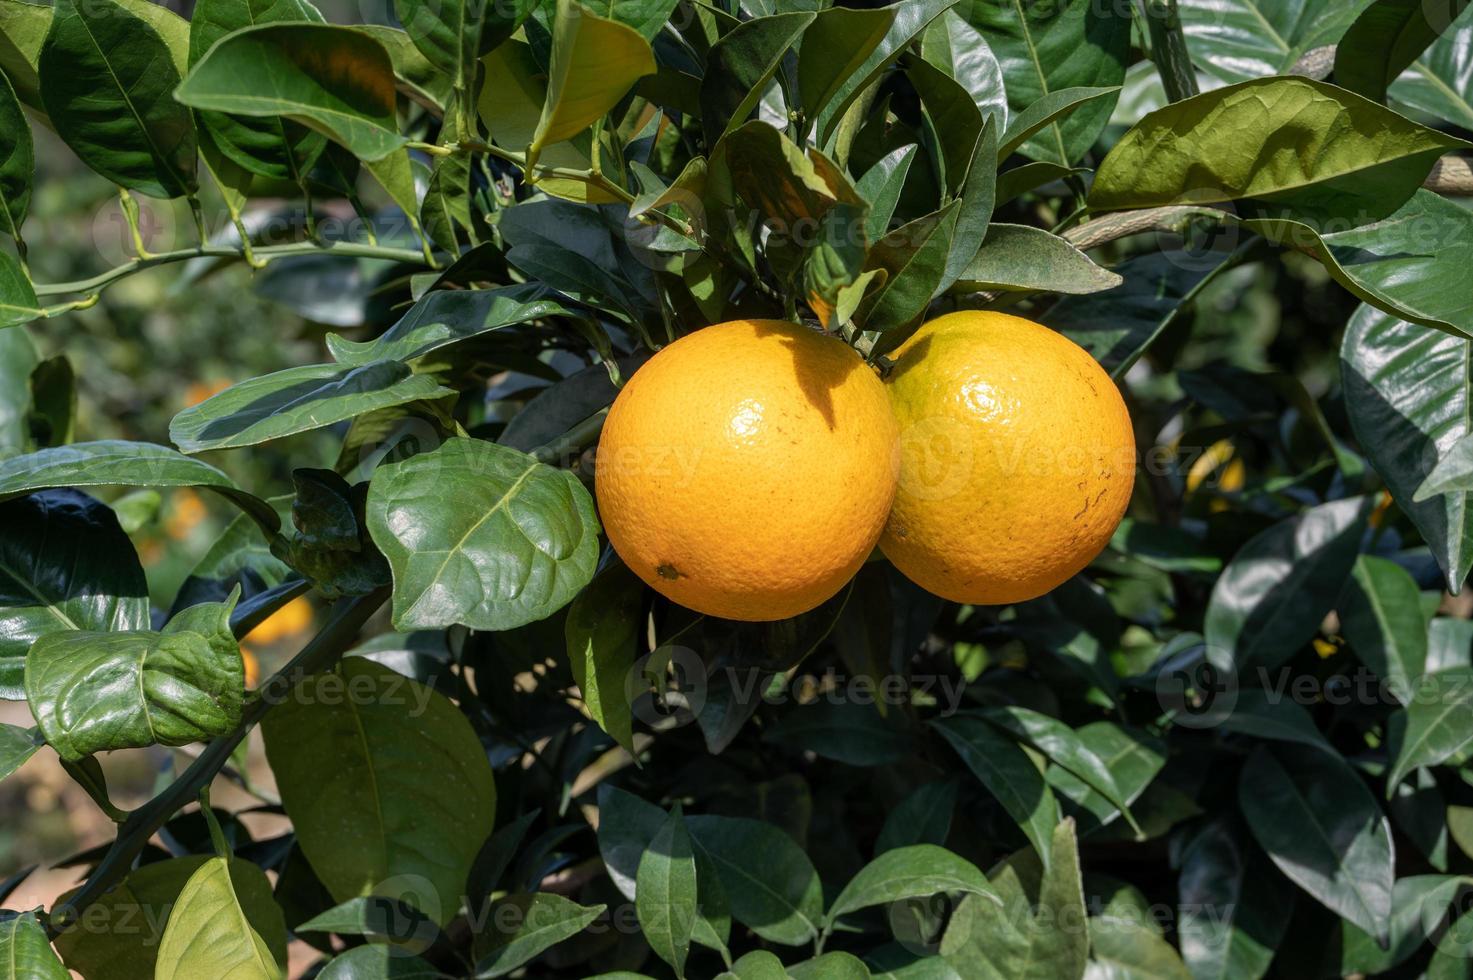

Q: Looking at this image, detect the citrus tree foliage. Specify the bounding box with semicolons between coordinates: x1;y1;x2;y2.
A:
2;0;1473;977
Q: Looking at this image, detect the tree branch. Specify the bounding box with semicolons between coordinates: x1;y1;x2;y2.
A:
46;588;388;935
1141;0;1200;102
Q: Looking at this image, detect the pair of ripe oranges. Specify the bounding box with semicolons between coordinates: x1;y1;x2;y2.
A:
593;311;1136;621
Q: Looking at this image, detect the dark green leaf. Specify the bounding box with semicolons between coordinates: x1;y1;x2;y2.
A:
920;9;1007;128
799;5;897;126
0;489;149;700
827;844;995;924
1340;554;1427;700
1340;874;1470;975
0;723;40;782
1388;665;1473;791
468;810;541;914
1087;917;1190;979
930;713;1058;866
1092;77;1466;224
1179;0;1374;84
813;0;956;147
567;559;642;754
762;699;913;765
787;952;872;980
1239;744;1393;945
327;285;570;365
0;324;38;454
637;807;698;975
701;11;814;145
39;0;196;197
597;784;665;900
997;86;1119;160
855;144;917;241
262;657;498;926
1389;4;1473;129
0;0;49;112
177;24;405;161
25;594;243;761
365;437;600;631
861;202;957;343
472;893;606;978
1215;688;1336;755
685;814;824;946
1342;305;1473;591
875;781;957;854
0;250;40;330
0;441;279;533
170;361;452;453
317;945;442;979
1045;722;1163;833
962;0;1129;165
297;895;436;945
154;856;286;979
0;67;30;244
939;819;1088;980
1177;817;1291;980
1335;0;1473;102
1203;496;1370;668
1418;432;1473;501
951;223;1121;295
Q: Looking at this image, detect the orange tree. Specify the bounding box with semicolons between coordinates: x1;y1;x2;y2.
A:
2;0;1473;976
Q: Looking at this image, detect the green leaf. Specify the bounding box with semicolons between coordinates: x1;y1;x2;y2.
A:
975;708;1141;834
920;10;1008;128
762;699;913;766
929;713;1059;867
1045;722;1164;833
814;0;957;147
1342;305;1473;591
529;0;655;159
0;489;149;700
1178;0;1374;85
0;67;30;244
1214;689;1336;756
1419;433;1473;501
1091;77;1465;224
0;320;37;454
799;5;897;126
875;781;957;854
472;893;606;978
685;814;824;946
0;250;40;330
261;657;497;926
0;910;66;980
1203;496;1370;668
855;144;917;242
951;223;1120;296
997;86;1119;161
56;856;284;980
939;819;1088;980
788;953;872;980
39;0;196;197
177;24;405;162
701;11;814;145
296;895;435;941
327;285;570;365
566;559;642;754
962;0;1129;165
0;723;40;782
24;595;243;761
1176;817;1291;980
393;0;488;97
1390;4;1473;129
188;0;327;184
155;856;286;980
421;116;474;255
1340;874;1471;975
0;441;279;533
317;945;442;979
467;810;541;914
860;202;958;343
637;807;698;976
1238;744;1393;945
827;844;995;925
1244;190;1473;338
1088;917;1190;979
0;0;49;112
365;437;599;631
1335;0;1473;102
597;784;667;900
170;361;452;454
1388;665;1473;791
1340;555;1427;700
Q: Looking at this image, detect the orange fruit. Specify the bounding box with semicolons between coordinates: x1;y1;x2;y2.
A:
880;311;1135;605
595;319;899;621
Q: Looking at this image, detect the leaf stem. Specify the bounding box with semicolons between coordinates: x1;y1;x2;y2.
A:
1140;0;1200;102
531;409;609;466
45;589;387;936
31;240;432;299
